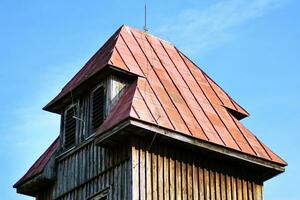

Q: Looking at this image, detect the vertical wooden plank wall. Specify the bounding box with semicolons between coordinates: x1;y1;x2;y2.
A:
131;138;264;200
38;86;133;200
41;141;131;200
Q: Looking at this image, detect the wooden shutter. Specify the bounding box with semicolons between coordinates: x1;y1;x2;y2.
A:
64;106;76;149
92;86;105;132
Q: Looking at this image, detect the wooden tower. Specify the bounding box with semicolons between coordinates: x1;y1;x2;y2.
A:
14;25;287;200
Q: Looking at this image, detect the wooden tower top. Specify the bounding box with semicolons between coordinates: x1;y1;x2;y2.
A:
15;25;287;190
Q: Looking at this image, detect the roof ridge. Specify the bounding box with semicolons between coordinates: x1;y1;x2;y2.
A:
122;24;173;45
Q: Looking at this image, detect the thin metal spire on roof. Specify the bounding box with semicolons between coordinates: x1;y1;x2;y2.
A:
143;3;148;32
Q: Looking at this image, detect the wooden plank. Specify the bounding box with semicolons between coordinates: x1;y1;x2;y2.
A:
181;158;187;200
64;158;67;193
215;171;221;200
132;142;139;200
83;148;86;184
198;167;204;200
226;174;232;200
140;141;146;200
125;159;130;200
192;159;199;200
220;173;226;200
158;145;164;200
204;167;210;200
231;176;237;200
175;151;182;200
237;178;243;200
169;151;175;200
252;182;257;200
248;181;253;200
210;170;215;200
187;158;193;200
146;147;152;200
255;183;263;200
164;146;170;200
75;152;78;186
93;145;96;179
114;164;118;200
122;161;126;200
242;179;248;200
119;163;124;200
111;165;114;197
152;145;158;200
86;145;90;182
72;155;75;190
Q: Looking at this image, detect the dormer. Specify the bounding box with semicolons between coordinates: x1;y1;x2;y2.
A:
56;71;133;152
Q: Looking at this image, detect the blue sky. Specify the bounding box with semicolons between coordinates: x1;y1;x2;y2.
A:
0;0;299;199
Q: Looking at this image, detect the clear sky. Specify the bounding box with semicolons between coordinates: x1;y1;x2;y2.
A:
0;0;299;199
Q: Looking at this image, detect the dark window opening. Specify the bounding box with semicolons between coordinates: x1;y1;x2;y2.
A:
64;105;77;149
92;85;105;132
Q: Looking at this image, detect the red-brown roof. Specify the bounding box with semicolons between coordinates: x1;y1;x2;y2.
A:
47;25;286;166
14;137;59;187
96;25;286;166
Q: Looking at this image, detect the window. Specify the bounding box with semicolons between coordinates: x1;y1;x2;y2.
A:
110;76;126;104
106;75;127;114
111;77;126;102
64;104;77;149
91;85;105;132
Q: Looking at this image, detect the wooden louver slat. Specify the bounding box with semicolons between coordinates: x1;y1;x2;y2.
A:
64;106;76;149
92;86;105;132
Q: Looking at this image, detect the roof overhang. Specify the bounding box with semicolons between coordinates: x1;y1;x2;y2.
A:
43;65;139;114
95;118;285;181
14;173;54;197
13;138;58;196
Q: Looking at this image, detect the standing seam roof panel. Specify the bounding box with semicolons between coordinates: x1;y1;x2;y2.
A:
122;30;192;135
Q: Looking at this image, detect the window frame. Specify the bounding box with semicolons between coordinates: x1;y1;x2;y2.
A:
90;82;107;135
106;75;128;114
63;102;79;150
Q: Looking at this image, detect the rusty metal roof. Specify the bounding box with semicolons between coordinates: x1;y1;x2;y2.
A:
14;137;59;188
95;25;286;166
44;25;285;166
15;25;286;190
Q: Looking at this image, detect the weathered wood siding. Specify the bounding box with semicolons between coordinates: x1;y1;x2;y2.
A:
37;140;132;200
131;138;264;200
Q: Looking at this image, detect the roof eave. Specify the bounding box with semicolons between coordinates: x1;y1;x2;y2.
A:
95;117;286;181
43;65;140;114
14;172;54;197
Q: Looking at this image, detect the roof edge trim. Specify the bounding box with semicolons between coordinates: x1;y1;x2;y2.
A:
131;119;286;169
13;172;42;189
96;117;286;173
